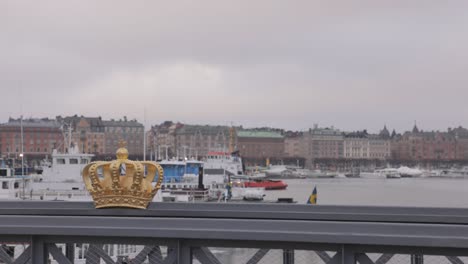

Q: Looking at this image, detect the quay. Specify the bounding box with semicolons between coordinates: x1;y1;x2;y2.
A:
0;201;467;263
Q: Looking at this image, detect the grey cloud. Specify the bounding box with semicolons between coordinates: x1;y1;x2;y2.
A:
2;1;468;133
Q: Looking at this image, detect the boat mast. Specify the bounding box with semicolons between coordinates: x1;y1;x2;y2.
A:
20;115;24;176
143;108;147;161
229;125;235;153
68;124;72;152
20;115;25;199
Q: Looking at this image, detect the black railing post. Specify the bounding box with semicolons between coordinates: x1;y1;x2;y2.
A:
31;236;49;264
411;255;424;264
341;245;356;264
66;243;75;263
177;240;192;264
283;249;295;264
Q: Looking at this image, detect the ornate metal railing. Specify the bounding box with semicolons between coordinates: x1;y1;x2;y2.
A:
0;201;467;264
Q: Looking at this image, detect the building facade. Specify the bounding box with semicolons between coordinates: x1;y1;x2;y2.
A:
302;126;344;168
237;130;284;165
146;122;236;160
449;127;468;161
284;131;303;158
391;125;457;162
175;125;232;159
343;127;391;160
103;117;144;157
0;118;63;163
147;121;180;160
56;115;105;155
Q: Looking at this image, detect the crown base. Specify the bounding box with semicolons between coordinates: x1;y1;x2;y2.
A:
92;195;152;210
95;203;149;210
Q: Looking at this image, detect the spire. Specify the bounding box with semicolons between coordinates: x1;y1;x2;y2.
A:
412;120;419;133
380;125;390;139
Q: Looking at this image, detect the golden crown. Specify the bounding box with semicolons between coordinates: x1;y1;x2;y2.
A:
82;141;164;209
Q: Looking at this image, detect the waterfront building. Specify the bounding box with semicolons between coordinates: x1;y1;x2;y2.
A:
284;131;303;158
391;125;457;162
302;125;344;168
148;121;180;160
449;126;468;161
56;115;105;155
175;124;232;159
0;118;63;163
148;122;233;160
237;130;285;165
343;127;391;160
343;131;370;159
103;117;144;158
368;135;391;160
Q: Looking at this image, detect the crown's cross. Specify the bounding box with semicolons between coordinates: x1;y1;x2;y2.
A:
118;140;127;148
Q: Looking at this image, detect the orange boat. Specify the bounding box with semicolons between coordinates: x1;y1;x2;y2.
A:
243;180;288;190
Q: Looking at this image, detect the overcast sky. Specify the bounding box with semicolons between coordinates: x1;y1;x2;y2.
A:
2;1;468;133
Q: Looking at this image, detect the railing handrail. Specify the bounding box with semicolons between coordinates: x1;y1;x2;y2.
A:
0;202;465;250
0;201;467;224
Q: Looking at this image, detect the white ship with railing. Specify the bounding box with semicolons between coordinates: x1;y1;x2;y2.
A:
158;151;265;202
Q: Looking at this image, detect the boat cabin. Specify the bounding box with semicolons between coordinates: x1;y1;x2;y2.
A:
159;160;203;183
0;168;31;199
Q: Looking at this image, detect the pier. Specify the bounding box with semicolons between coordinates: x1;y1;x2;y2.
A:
0;201;467;263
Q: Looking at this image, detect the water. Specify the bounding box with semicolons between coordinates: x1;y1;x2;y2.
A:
201;178;468;264
265;177;468;207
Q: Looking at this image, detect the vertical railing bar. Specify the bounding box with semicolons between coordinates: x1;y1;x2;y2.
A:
411;254;424;264
30;236;48;264
176;240;192;264
65;243;75;264
282;249;294;264
341;245;355;264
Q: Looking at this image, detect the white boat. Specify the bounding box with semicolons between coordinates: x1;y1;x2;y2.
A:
360;168;401;179
203;152;265;201
264;165;289;177
157;151;265;202
397;167;423;178
438;167;468;178
35;146;93;189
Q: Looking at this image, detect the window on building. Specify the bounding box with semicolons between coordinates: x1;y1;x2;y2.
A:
56;159;66;164
69;159;78;164
2;182;8;189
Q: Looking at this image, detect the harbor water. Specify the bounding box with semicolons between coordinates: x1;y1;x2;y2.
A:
206;177;468;264
265;177;468;207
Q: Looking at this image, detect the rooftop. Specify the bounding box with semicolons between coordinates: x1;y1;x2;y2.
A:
0;118;61;128
176;124;230;135
102;119;143;127
237;130;284;139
